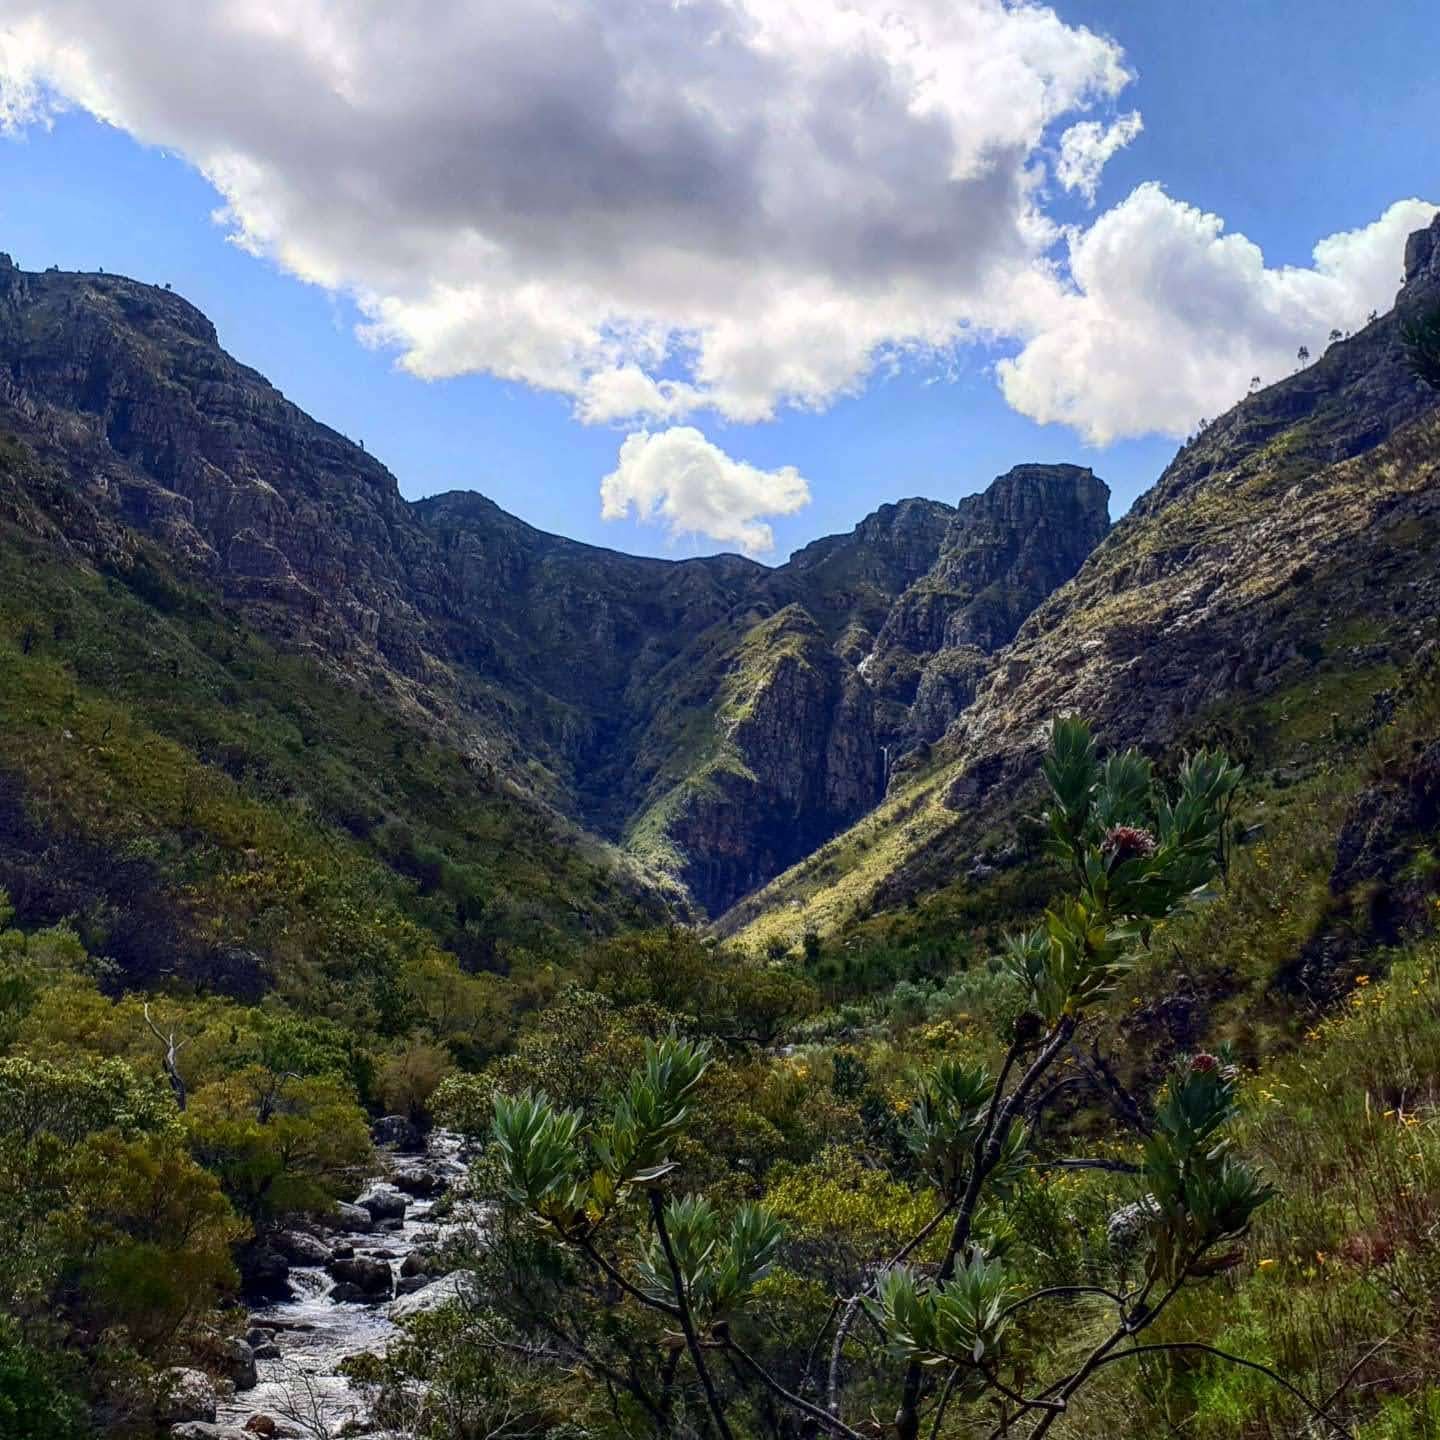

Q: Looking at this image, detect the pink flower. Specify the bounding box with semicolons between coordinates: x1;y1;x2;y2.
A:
1101;825;1158;862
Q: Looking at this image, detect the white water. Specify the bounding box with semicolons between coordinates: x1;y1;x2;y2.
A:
215;1132;477;1438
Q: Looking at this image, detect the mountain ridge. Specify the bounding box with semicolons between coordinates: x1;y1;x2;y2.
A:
722;210;1440;943
0;251;1109;914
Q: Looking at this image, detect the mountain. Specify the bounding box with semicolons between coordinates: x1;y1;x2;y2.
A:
0;250;1108;917
724;211;1440;944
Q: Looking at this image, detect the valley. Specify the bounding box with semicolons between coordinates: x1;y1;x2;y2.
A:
1;211;1438;1440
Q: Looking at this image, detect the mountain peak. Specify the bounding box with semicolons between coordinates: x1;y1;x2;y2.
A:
1403;210;1440;287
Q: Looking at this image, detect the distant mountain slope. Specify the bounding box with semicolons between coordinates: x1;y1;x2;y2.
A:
725;213;1440;944
0;432;674;1020
0;252;1108;913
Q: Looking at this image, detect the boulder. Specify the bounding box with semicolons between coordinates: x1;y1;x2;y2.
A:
170;1425;253;1440
273;1230;332;1266
399;1247;442;1279
243;1419;279;1437
244;1327;275;1348
330;1242;355;1260
156;1367;218;1425
388;1271;477;1319
372;1114;424;1151
354;1184;408;1223
236;1242;291;1302
396;1275;430;1296
252;1342;281;1361
328;1255;393;1298
330;1201;374;1233
391;1165;445;1198
215;1337;257;1391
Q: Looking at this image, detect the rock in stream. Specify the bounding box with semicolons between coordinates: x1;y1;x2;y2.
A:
210;1130;481;1439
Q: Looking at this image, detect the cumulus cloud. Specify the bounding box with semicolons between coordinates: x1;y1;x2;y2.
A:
0;1;1434;535
1055;112;1142;204
600;428;809;556
0;0;1132;432
998;187;1438;444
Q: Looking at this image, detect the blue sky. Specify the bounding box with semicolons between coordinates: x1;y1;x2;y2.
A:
0;0;1435;561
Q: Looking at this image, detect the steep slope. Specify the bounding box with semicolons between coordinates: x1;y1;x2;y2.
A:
0;431;674;1019
0;252;1109;914
860;463;1110;755
728;212;1440;944
616;471;1108;910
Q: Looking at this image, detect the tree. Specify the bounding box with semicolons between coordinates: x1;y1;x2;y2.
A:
481;721;1325;1440
1296;344;1310;366
185;1071;371;1225
1400;301;1440;390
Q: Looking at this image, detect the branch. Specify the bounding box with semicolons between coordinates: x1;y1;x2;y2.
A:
1070;1038;1152;1137
723;1335;868;1440
998;1284;1127;1325
927;1366;962;1440
1085;1343;1356;1440
577;1237;681;1319
142;1002;188;1110
649;1190;734;1440
1317;1330;1399;1418
799;1295;840;1398
1025;1263;1195;1440
827;1197;958;1418
1045;1158;1141;1175
898;1020;1076;1440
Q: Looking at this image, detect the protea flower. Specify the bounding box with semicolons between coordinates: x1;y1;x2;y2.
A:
1190;1052;1220;1074
1101;824;1158;863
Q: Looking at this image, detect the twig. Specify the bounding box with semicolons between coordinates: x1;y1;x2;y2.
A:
649;1190;734;1440
927;1366;962;1440
723;1335;869;1440
1316;1330;1398;1419
998;1284;1127;1324
1082;1342;1357;1440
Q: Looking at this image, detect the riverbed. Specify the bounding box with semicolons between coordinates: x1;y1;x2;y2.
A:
215;1131;478;1438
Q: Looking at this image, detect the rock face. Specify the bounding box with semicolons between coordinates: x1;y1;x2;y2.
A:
0;259;1110;914
724;211;1440;938
156;1367;218;1425
864;464;1111;747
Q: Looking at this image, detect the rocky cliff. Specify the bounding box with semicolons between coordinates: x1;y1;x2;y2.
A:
725;212;1440;942
0;251;1110;914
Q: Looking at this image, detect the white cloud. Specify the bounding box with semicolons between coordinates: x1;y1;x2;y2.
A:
0;1;1434;479
0;0;1132;427
1055;111;1142;204
998;187;1439;444
600;427;809;556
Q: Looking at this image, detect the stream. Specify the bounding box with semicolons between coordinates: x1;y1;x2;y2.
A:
213;1131;481;1439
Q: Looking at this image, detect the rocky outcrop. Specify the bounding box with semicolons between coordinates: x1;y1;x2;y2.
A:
863;464;1111;746
156;1368;219;1426
724;212;1440;938
654;608;883;913
0;257;1110;915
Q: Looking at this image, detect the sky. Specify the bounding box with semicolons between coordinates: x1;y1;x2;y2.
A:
0;0;1435;563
